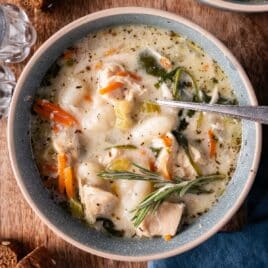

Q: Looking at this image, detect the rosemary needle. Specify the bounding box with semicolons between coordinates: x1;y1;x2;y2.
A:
98;163;225;227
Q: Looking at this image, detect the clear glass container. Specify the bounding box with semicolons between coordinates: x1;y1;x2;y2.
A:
0;3;36;63
0;65;15;118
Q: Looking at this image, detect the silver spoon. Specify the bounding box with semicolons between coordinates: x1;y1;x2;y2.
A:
156;100;268;125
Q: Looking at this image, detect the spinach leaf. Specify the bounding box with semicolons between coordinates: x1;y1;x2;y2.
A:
178;118;189;132
150;147;162;158
202;90;212;103
217;94;238;105
172;130;188;151
187;110;196;118
211;77;219;84
139;52;167;78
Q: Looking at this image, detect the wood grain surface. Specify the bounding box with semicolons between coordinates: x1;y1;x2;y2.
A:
0;0;267;267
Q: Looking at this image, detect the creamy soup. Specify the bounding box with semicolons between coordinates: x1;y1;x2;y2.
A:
31;25;241;239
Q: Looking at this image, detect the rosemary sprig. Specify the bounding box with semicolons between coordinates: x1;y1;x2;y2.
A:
97;164;225;227
131;174;224;227
98;163;171;184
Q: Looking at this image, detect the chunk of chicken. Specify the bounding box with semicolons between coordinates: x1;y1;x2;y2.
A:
99;148;121;166
175;148;197;179
76;161;109;192
98;62;145;103
136;202;185;237
189;144;207;166
207;113;224;144
82;186;119;224
151;132;178;179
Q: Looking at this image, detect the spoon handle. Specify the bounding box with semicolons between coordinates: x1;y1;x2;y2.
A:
156;100;268;124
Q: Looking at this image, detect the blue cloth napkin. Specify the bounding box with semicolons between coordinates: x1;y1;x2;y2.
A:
149;153;268;268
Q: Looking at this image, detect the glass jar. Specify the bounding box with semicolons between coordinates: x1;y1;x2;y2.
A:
0;3;36;63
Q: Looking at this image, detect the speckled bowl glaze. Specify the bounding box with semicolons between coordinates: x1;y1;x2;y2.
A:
199;0;268;12
7;7;262;261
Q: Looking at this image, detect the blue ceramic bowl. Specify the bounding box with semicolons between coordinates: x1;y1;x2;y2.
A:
199;0;268;12
7;8;262;261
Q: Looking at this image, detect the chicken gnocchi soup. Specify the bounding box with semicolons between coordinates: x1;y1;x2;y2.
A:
31;25;242;239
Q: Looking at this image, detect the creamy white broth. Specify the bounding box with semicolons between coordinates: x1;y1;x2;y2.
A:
31;25;241;238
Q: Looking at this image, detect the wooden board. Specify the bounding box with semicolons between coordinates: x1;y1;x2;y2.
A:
0;0;267;267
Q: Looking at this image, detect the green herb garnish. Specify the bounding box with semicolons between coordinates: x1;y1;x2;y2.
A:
150;147;162;158
139;52;167;77
178;118;189;132
131;174;224;227
187;109;196;117
202;91;212;103
98;163;169;183
211;77;219;84
139;52;202;103
105;144;137;150
217;94;238;105
173;68;183;100
97;164;224;227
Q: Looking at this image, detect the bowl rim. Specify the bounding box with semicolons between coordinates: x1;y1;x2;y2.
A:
198;0;268;12
7;7;262;261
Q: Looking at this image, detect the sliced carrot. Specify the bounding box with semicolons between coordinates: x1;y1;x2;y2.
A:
161;135;173;147
115;71;141;81
33;99;77;126
160;57;172;70
99;81;124;95
208;129;217;158
64;166;75;199
57;153;67;194
104;48;117;56
33;105;51;119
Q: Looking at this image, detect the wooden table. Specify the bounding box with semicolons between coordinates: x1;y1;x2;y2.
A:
0;0;267;267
